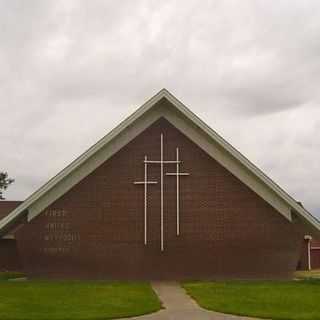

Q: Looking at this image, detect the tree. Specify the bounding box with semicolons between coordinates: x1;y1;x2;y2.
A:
0;172;14;200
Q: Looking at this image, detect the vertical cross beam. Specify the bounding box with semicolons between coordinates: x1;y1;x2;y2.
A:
160;133;164;251
144;156;148;245
176;148;179;235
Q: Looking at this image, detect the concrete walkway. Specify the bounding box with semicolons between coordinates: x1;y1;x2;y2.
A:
122;281;260;320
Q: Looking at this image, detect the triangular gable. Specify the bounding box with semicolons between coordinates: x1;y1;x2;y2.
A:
1;89;319;236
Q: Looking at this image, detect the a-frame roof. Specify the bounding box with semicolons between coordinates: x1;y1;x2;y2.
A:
1;88;319;236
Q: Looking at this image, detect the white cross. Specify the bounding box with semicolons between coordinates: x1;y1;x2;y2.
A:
134;133;190;251
133;155;157;246
165;147;189;236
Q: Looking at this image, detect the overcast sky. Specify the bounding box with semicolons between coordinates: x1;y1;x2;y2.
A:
1;1;319;217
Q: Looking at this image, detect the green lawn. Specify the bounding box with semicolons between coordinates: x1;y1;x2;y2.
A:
0;281;161;320
183;280;320;320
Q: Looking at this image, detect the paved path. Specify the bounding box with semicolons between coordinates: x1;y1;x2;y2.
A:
122;281;260;320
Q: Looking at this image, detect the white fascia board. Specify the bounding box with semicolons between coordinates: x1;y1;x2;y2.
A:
2;234;15;239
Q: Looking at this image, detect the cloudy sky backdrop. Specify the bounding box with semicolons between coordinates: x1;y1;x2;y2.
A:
1;1;320;217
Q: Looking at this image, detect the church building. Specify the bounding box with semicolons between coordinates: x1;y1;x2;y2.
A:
0;89;319;279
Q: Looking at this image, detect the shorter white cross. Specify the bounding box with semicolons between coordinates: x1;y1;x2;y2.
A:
165;147;190;236
133;155;158;245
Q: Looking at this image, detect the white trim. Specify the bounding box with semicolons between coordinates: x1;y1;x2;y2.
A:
0;88;320;236
2;234;15;239
308;239;312;270
304;235;312;270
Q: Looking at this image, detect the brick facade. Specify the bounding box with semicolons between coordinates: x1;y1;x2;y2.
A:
311;240;320;269
14;117;308;279
0;201;22;271
0;201;22;220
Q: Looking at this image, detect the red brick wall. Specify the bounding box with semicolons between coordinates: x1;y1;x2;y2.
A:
297;239;309;270
310;239;320;269
0;240;22;271
15;116;308;279
311;249;320;269
0;201;22;220
0;201;23;271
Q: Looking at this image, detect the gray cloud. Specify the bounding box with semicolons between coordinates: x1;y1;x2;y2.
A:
0;0;319;217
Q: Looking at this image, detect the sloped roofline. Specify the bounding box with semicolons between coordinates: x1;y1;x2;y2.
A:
1;88;319;235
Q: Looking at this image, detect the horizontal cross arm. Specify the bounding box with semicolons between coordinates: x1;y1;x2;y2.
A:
165;173;190;176
144;160;181;164
133;181;158;185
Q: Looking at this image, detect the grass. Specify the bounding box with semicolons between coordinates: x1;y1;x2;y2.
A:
0;281;161;320
183;280;320;320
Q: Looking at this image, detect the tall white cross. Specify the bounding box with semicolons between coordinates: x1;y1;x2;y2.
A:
134;133;190;251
